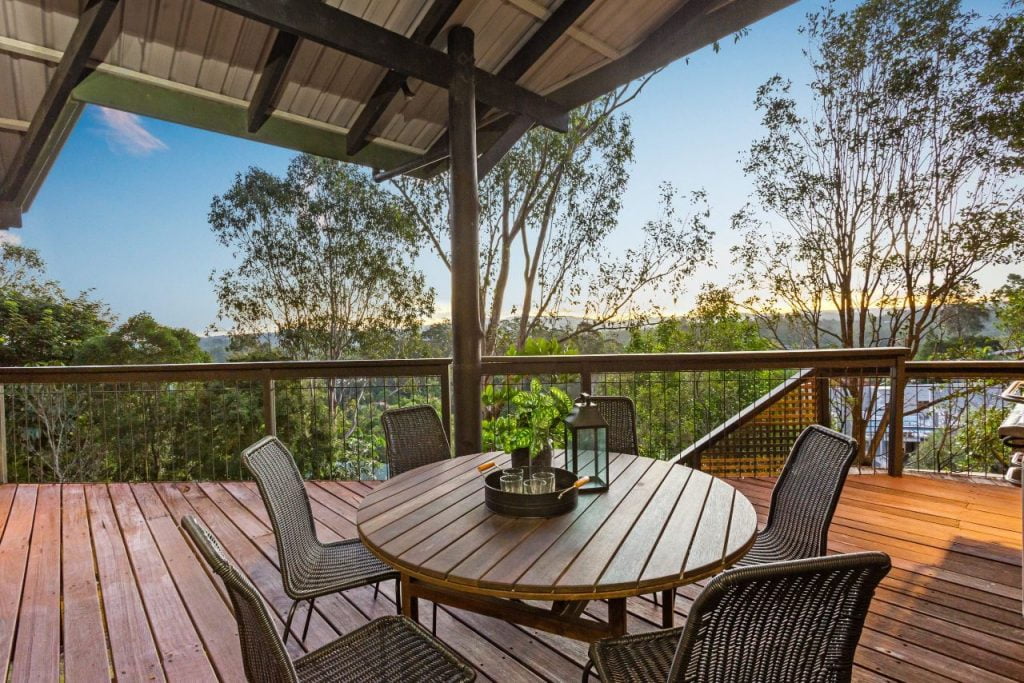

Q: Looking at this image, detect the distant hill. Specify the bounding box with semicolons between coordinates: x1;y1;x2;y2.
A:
198;335;231;362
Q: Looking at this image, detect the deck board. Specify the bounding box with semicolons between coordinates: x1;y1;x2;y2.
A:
0;472;1018;682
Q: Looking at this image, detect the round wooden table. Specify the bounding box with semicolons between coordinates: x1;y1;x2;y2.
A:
357;451;757;642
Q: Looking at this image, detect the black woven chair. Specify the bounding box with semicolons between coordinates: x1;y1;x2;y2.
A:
242;436;398;645
736;424;858;567
180;516;475;683
591;396;639;455
381;405;451;477
380;405;451;632
585;551;890;683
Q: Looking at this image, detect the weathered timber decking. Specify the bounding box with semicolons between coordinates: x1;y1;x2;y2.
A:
0;473;1019;682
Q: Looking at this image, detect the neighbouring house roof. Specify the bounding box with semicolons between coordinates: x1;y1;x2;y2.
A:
0;0;795;228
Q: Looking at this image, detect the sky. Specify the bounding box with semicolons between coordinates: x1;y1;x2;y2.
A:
10;0;1010;334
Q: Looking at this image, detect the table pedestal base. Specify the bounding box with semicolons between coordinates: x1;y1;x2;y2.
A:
401;574;629;643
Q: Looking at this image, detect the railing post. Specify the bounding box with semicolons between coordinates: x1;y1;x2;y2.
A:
0;384;6;484
580;364;592;395
261;375;277;436
440;363;453;443
888;355;906;477
815;375;831;429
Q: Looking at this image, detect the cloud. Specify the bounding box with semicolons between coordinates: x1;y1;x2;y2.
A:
0;231;21;245
96;107;168;156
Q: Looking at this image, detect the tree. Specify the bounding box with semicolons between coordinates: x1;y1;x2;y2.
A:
75;313;210;365
732;0;1024;462
979;1;1024;167
395;84;714;356
993;273;1024;355
0;243;46;291
209;154;435;361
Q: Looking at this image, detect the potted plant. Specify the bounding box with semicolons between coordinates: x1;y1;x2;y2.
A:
487;379;573;471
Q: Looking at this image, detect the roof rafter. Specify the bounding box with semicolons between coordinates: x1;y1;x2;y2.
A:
373;0;598;182
0;0;120;206
247;30;299;133
203;0;569;133
346;0;464;156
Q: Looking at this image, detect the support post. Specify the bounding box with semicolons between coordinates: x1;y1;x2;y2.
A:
0;384;6;484
261;375;277;436
888;356;905;476
448;26;483;456
815;375;831;429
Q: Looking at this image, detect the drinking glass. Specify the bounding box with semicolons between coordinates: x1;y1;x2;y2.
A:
524;476;547;495
500;472;523;494
535;471;556;493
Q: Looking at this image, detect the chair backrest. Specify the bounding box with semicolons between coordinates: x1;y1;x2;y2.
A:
668;552;891;683
381;405;451;477
591;396;639;455
181;516;298;683
765;425;859;557
241;436;319;596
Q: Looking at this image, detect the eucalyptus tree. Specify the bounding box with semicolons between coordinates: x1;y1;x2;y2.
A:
209;153;435;360
395;83;714;356
210;154;436;477
731;0;1024;462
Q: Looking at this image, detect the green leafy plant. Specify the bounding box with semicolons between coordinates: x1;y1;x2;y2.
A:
486;379;573;457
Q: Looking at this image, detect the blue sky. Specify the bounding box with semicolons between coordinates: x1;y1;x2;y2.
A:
11;1;1007;333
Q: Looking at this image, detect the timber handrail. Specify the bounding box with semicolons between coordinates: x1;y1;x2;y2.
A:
906;360;1024;378
482;347;910;374
0;358;453;383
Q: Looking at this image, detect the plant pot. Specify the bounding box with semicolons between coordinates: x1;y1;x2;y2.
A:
509;444;553;470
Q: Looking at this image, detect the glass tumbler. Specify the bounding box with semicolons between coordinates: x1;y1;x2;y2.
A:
500;472;524;494
535;471;556;493
524;476;547;495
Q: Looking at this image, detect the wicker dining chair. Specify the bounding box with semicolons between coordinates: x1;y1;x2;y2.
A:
380;404;450;632
381;405;451;477
180;516;476;683
735;424;859;567
242;436;398;645
585;551;890;683
590;396;639;456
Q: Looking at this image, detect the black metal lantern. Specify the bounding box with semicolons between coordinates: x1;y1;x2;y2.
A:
563;393;609;492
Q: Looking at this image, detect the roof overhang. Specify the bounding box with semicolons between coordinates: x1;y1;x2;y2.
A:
0;0;797;229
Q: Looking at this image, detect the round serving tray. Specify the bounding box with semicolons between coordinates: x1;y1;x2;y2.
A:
483;466;578;517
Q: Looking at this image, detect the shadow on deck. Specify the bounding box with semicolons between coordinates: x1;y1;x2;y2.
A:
0;473;1019;681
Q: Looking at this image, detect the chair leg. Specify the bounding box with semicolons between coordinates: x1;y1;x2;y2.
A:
374;581;381;600
283;600;300;644
582;660;594;682
395;577;402;615
301;598;315;642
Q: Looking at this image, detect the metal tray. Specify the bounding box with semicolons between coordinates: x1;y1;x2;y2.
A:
483;466;578;517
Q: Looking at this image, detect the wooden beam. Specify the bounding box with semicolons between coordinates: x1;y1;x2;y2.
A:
0;203;22;229
204;0;568;132
471;0;798;178
0;0;119;201
346;0;463;156
374;0;595;181
551;0;798;110
448;26;483;456
247;30;299;133
476;114;533;178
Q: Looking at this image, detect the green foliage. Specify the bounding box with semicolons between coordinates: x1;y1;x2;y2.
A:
0;286;109;366
993;273;1024;354
210;154;434;360
979;1;1024;167
75;313;210;365
484;379;573;456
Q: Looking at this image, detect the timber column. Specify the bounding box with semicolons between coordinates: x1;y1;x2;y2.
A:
448;26;483;455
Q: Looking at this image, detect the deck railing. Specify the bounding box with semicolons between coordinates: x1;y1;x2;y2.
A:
2;348;1021;483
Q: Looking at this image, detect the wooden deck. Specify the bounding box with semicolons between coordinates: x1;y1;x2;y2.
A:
0;473;1019;682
